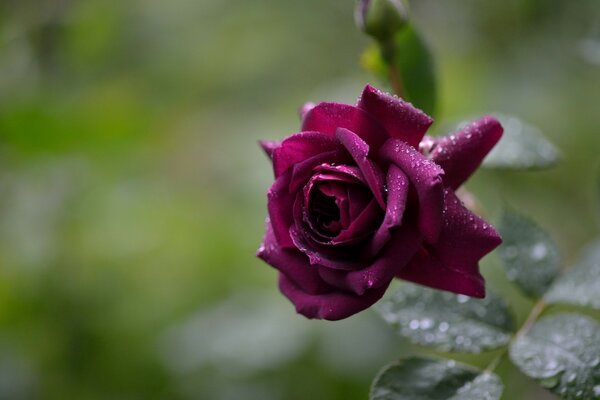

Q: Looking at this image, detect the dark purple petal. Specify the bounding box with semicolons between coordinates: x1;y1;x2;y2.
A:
396;189;502;298
314;164;365;184
272;131;340;177
431;116;503;189
257;221;332;295
278;273;388;320
258;140;280;159
332;198;381;243
289;150;349;193
267;170;296;248
336;128;386;209
357;84;433;148
289;224;364;271
318;224;422;295
302;102;389;149
363;165;409;257
380;139;445;243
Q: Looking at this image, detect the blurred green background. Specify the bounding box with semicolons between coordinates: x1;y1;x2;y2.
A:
0;0;599;399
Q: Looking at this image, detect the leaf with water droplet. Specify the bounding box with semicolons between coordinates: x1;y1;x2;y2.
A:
370;356;503;400
375;283;514;353
545;240;600;310
509;313;600;400
498;209;560;298
481;114;559;170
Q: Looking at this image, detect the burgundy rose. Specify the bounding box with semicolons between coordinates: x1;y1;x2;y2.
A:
257;84;503;320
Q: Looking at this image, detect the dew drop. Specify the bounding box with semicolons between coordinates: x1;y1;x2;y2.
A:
457;295;469;304
419;318;434;330
438;322;449;332
530;242;548;260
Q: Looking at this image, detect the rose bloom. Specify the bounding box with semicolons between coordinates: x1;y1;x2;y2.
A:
257;85;503;320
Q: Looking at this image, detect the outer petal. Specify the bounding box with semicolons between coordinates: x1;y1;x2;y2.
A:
431;116;503;189
318;224;422;295
302;102;389;149
396;189;502;298
336;128;386;209
257;221;332;295
272;131;340;177
363;165;409;257
278;274;388;320
357;84;433;148
258;140;280;159
267;170;296;248
380;139;445;243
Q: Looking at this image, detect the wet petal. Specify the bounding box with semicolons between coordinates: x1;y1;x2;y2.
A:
364;165;409;257
333;199;381;243
302;102;389;149
257;221;332;295
267;170;296;248
336;127;386;209
357;84;433;148
272;131;340;177
380;139;444;243
318;225;422;295
289;150;350;193
431;116;503;189
396;189;502;298
289;224;364;271
278;273;388;320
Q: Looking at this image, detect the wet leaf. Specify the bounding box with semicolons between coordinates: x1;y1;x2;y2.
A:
370;356;503;400
498;209;561;298
545;240;600;310
482;114;559;170
509;313;600;400
376;283;514;353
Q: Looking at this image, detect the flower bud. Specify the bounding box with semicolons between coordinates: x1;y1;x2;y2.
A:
355;0;409;41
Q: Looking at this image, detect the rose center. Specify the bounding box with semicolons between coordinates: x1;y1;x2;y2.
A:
309;187;342;235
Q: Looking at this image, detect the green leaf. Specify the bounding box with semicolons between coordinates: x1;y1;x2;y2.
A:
376;283;514;353
497;209;561;298
545;240;600;309
482;114;560;170
370;356;503;400
509;313;600;400
383;24;437;116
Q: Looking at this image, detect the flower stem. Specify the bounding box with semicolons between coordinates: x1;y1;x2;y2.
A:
381;40;406;99
484;299;547;374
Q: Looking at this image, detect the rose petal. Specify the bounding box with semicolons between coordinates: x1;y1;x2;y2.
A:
289;150;349;193
333;198;381;244
336;128;386;209
302;102;389;149
380;139;445;243
278;273;388;320
318;224;422;295
267;170;296;248
357;84;433;148
289;224;364;271
258;140;280;159
431;116;503;189
257;221;332;295
272;131;340;177
363;165;409;257
396;189;502;298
